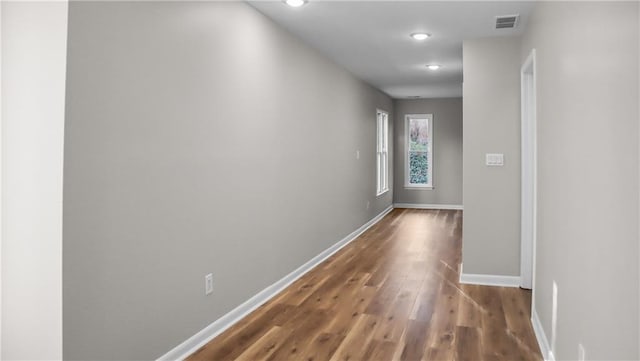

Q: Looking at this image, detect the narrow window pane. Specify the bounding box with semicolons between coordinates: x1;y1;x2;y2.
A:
409;151;428;184
409;118;429;152
376;110;389;195
405;114;433;187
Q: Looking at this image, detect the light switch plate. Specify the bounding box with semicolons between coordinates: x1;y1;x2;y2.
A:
205;273;213;295
486;153;504;166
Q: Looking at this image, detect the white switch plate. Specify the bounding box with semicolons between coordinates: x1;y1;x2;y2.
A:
356;150;360;159
205;273;213;295
486;153;504;166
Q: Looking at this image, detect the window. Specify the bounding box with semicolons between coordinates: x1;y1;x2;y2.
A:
376;110;389;196
405;114;433;188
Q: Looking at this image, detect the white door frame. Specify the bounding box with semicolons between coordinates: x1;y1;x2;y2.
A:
520;49;537;292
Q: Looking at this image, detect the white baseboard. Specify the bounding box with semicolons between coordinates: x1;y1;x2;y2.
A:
393;203;463;210
532;308;555;361
459;263;521;288
156;205;394;361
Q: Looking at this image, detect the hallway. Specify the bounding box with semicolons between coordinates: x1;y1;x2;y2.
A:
187;209;542;361
3;1;639;359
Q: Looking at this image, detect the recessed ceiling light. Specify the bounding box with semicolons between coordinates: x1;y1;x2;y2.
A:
410;33;431;41
427;64;441;70
285;0;306;7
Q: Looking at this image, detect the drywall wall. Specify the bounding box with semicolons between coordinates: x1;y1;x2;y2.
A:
1;1;68;359
522;2;639;360
462;37;521;276
393;98;462;206
63;2;393;359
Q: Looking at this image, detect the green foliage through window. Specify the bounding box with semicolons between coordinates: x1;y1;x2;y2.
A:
409;151;428;184
406;115;432;186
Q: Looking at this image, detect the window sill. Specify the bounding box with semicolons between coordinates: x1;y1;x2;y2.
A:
376;189;389;197
404;186;434;190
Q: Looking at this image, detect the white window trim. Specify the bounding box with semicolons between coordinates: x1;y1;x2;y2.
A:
376;109;389;196
405;114;434;190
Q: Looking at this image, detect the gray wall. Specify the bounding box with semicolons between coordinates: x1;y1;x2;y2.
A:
462;37;521;276
522;2;638;360
63;2;392;360
393;98;462;206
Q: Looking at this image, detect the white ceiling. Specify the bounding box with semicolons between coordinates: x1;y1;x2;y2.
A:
249;1;535;99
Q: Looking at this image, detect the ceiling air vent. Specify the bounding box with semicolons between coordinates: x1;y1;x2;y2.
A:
495;14;519;29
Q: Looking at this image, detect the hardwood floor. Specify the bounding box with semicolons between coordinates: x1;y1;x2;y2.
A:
187;209;542;361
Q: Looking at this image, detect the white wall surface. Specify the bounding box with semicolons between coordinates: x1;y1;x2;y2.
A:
522;2;639;360
462;37;522;276
1;1;68;359
1;3;3;357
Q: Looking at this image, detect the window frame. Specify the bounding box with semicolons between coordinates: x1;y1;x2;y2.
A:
376;109;389;196
404;114;434;189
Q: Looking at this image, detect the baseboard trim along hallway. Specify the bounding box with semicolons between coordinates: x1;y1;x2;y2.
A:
156;205;394;361
184;208;541;361
531;309;555;361
459;263;521;288
393;203;464;210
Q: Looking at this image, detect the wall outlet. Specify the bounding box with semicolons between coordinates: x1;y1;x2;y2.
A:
205;273;213;295
578;343;586;361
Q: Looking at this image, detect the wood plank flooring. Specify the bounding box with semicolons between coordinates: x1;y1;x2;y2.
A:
187;209;542;361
